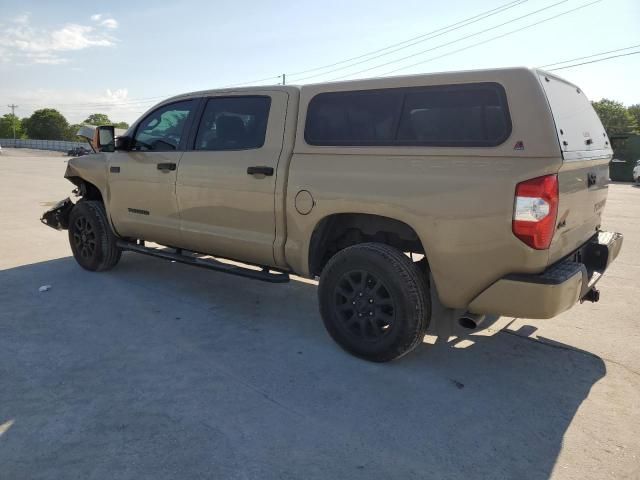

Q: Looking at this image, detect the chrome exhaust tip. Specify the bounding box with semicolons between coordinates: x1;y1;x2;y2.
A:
458;312;487;330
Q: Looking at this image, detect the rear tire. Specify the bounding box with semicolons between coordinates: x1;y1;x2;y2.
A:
68;201;121;271
318;243;430;362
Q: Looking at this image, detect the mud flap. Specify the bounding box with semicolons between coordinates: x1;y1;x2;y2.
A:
41;198;74;230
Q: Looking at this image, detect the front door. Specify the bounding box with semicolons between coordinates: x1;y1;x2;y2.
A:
176;92;288;266
107;99;197;246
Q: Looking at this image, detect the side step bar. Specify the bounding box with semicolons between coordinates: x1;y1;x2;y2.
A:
116;241;290;283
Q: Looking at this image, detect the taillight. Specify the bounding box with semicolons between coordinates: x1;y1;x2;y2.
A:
512;174;559;250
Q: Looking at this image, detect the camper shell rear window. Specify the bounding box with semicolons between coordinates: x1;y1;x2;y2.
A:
304;82;511;147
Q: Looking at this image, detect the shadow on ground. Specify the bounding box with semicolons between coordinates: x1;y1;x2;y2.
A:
0;254;606;479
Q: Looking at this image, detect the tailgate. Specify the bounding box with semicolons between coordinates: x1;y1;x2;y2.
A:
537;71;613;264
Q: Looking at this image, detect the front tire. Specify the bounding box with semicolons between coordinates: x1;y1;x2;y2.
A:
68;201;121;271
318;243;430;362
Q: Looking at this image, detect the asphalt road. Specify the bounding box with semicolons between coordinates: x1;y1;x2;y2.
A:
1;148;639;480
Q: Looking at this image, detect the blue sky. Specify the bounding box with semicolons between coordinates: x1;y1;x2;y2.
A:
0;0;638;124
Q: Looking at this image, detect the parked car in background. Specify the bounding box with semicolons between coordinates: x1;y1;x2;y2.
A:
633;160;640;183
66;146;91;157
42;67;623;362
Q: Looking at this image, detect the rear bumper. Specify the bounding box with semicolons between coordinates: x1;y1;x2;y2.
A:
468;231;623;319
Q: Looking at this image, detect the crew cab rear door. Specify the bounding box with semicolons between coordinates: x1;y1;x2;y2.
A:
176;91;288;266
538;71;613;264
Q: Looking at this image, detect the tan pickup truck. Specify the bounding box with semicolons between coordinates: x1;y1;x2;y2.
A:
42;67;622;362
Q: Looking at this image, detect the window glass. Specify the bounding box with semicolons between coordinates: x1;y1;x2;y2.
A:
304;83;510;147
305;90;402;145
194;96;271;151
397;85;509;145
134;100;195;151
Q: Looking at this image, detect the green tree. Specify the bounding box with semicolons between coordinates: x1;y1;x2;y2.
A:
23;109;69;140
65;124;84;141
20;118;30;138
591;99;638;136
83;113;112;125
628;104;640;132
0;114;23;138
113;121;129;129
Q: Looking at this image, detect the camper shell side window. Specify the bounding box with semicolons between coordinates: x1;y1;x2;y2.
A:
304;82;512;147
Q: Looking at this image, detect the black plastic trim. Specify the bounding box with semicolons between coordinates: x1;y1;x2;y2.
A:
247;166;274;176
116;241;290;283
505;261;586;286
503;230;623;298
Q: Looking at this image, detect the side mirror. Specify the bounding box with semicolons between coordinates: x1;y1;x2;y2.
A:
115;135;132;151
75;125;117;152
96;125;115;151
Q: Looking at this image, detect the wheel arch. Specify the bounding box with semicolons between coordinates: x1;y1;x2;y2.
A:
308;213;428;278
64;154;110;204
66;176;104;203
65;175;120;237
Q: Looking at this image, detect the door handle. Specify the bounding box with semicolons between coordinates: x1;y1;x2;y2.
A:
157;162;176;171
247;166;274;176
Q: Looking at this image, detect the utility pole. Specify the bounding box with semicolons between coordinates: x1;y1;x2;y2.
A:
7;104;18;141
281;73;286;85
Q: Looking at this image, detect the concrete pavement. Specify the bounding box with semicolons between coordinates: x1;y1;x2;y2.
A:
0;149;638;479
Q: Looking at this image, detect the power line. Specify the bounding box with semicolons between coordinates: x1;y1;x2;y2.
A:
325;0;576;81
547;50;640;71
18;2;531;111
288;0;526;77
18;96;167;109
10;0;630;118
60;48;637;114
18;74;284;110
20;1;530;109
287;0;529;80
43;50;640;122
103;74;282;107
221;74;282;88
5;1;580;110
367;0;603;78
538;43;640;68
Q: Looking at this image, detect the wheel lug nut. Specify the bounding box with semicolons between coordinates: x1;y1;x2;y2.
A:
359;292;363;297
352;301;356;305
369;312;373;316
368;299;373;303
358;313;363;317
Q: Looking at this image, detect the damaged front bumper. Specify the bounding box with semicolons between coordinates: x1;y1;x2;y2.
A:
40;198;74;230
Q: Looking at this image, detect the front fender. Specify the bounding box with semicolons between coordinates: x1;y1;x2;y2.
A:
62;153;121;237
64;153;109;198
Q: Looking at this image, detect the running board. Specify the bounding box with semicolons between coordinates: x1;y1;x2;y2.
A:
116;241;290;283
